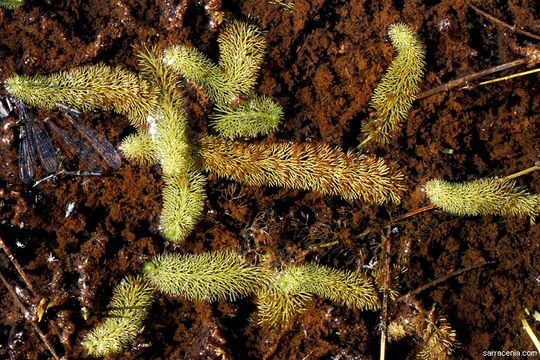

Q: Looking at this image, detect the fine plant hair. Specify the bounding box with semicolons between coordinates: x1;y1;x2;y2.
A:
361;23;425;145
425;177;540;221
6;65;158;127
83;276;154;357
163;20;266;106
136;46;207;243
143;252;269;302
199;135;406;204
0;0;25;8
257;264;378;327
209;94;283;139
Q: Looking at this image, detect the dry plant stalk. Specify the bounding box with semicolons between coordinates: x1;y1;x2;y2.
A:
199;135;406;204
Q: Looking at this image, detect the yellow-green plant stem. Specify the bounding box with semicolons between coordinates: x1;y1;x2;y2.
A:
83;276;154;357
209;95;283;139
199;135;406;204
425;178;540;220
0;0;25;8
257;280;313;327
137;47;206;243
6;65;158;127
163;20;266;106
257;263;378;327
120;132;157;166
143;252;269;301
361;23;425;145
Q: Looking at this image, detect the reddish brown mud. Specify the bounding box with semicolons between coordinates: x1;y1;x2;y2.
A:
0;0;539;359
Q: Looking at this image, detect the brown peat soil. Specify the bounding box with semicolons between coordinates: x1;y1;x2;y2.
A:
0;0;539;359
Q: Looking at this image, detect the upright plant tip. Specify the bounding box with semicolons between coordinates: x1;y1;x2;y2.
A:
82;276;154;357
163;20;266;106
143;252;269;302
138;45;207;243
361;23;425;145
218;20;267;101
425;177;540;220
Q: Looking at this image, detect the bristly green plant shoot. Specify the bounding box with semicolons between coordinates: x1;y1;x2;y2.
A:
257;263;379;327
360;23;425;146
83;276;154;357
199;135;406;204
136;46;207;243
6;65;158;127
163;20;266;106
163;20;284;139
143;252;270;302
425;177;540;221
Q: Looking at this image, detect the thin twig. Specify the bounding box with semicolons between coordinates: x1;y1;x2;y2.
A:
0;268;61;360
416;59;527;100
503;165;540;181
463;67;540;89
470;4;540;42
396;261;495;303
379;227;392;360
392;204;437;223
522;317;540;351
0;235;37;297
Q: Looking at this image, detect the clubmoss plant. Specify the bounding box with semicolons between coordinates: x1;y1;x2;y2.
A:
163;20;266;106
218;20;266;101
257;263;378;327
136;46;206;243
389;306;456;360
120;132;157;166
82;276;154;357
163;20;282;139
117;131;406;204
6;65;158;127
425;177;540;221
257;281;313;327
361;23;425;146
199;135;406;204
143;252;269;301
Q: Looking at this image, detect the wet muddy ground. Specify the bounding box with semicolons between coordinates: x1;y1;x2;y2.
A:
0;0;539;359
